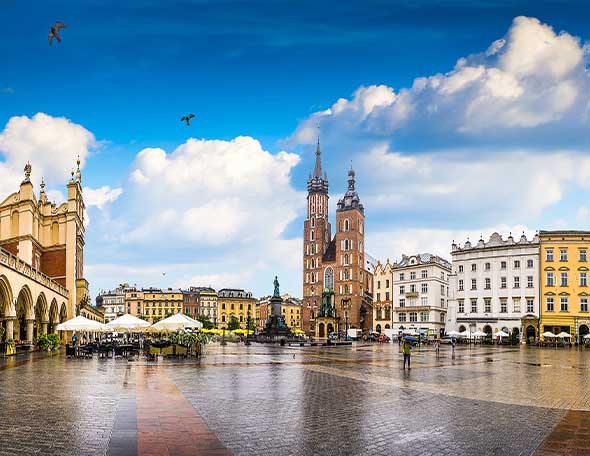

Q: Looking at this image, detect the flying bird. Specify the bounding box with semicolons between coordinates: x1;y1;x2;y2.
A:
48;21;66;46
181;113;195;126
162;272;166;276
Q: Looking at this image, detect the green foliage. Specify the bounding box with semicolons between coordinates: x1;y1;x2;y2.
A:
37;333;51;350
196;315;215;330
246;317;256;331
228;316;240;331
5;338;15;348
0;326;4;341
47;333;60;350
37;333;60;350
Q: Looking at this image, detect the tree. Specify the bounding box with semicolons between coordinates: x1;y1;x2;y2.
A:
228;316;240;331
197;315;215;330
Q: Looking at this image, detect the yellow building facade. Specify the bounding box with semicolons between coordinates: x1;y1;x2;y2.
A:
142;288;183;323
217;288;259;329
540;231;590;343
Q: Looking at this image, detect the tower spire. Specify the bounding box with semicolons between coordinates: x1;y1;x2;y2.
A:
313;137;322;178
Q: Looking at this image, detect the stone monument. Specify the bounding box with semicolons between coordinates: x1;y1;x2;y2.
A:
260;276;291;340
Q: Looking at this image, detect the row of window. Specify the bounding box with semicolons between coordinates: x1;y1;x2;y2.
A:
398;283;444;294
458;259;534;273
459;276;534;291
457;298;535;314
545;248;587;262
545;296;588;312
398;297;446;307
220;303;253;311
546;271;587;287
398;312;446;323
395;270;446;281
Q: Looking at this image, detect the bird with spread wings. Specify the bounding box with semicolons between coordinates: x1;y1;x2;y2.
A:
48;21;66;46
181;113;195;126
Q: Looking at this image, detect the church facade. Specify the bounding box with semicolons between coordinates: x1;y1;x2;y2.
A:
301;142;373;338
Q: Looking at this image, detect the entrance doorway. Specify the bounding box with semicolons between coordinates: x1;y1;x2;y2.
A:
318;323;325;338
526;325;536;343
579;325;589;344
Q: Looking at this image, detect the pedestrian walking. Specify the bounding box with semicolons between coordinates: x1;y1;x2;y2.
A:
434;339;440;357
402;337;412;370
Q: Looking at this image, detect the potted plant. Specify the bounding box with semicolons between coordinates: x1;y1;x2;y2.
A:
37;333;51;351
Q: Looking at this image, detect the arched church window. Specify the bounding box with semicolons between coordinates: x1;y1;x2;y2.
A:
344;219;350;231
324;267;334;291
311;218;315;228
310;230;314;241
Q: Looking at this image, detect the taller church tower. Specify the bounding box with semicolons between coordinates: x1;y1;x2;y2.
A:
302;141;331;333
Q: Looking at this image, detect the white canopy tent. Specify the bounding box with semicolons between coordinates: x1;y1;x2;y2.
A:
56;315;108;332
150;313;203;332
584;334;590;339
446;330;461;337
541;331;556;338
459;330;471;338
494;330;510;338
472;331;488;337
556;332;572;338
106;313;151;332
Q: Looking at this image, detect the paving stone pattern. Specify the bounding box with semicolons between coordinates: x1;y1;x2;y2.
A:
0;344;589;455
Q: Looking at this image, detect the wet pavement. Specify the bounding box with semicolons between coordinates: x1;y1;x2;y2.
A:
0;343;589;455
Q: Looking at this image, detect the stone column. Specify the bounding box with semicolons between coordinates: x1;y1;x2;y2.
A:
5;318;14;341
26;319;34;343
41;321;48;335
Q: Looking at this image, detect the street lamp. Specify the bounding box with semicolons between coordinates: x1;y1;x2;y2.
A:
245;308;252;346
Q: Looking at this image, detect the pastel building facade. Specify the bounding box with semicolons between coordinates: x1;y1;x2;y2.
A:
447;233;540;341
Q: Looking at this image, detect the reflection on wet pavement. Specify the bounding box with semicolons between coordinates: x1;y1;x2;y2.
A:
1;343;589;455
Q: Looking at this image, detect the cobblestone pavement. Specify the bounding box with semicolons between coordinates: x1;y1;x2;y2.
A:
1;344;590;455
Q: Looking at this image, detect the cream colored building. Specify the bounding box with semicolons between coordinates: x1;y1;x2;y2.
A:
0;162;87;346
372;259;394;333
391;253;451;338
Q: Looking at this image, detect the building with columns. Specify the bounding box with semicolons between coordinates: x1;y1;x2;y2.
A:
301;141;373;338
0;161;88;348
447;232;540;341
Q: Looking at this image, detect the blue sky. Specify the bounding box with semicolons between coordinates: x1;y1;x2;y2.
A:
2;1;590;299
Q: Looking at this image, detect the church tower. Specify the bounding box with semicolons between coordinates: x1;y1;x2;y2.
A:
302;140;331;333
334;166;369;331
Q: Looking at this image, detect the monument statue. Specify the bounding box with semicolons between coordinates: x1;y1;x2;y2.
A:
273;276;280;298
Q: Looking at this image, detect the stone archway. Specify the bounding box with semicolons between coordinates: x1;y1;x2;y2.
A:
327;323;334;334
385;324;390;329
459;325;466;332
59;303;67;323
0;275;14;341
318;322;325;338
579;325;589;344
15;286;34;342
526;325;536;342
35;293;48;339
376;324;382;333
48;299;59;334
483;325;492;336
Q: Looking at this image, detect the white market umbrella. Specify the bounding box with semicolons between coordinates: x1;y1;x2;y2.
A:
556;332;572;338
541;331;556;338
150;313;203;332
446;330;461;337
106;313;151;332
584;334;590;339
56;315;108;332
459;330;471;338
494;330;510;338
472;331;488;337
403;330;419;336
